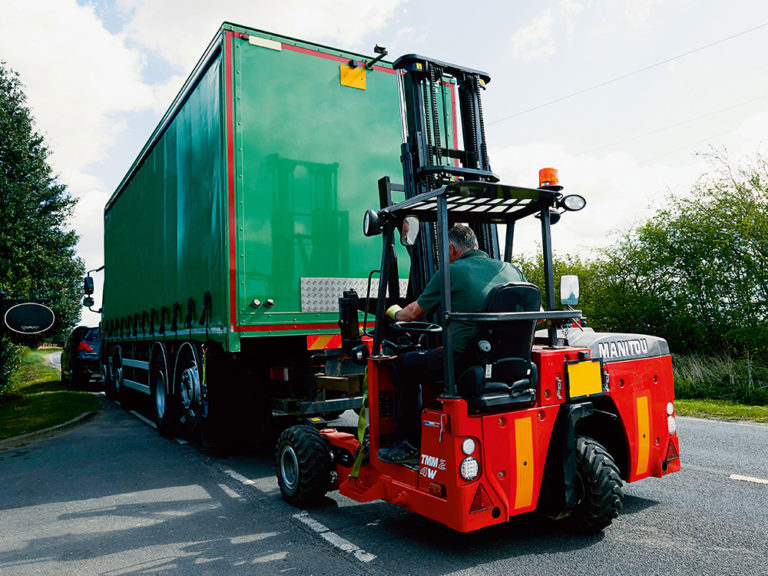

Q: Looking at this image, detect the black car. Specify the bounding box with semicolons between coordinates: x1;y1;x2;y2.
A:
61;326;101;388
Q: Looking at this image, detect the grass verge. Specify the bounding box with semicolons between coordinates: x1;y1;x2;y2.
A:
675;398;768;423
0;349;100;442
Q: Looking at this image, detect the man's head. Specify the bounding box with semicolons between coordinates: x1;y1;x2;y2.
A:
448;224;478;262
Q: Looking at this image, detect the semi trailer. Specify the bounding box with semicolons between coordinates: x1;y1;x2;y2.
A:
97;22;414;441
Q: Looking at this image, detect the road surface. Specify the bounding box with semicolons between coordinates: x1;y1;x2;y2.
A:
0;400;766;575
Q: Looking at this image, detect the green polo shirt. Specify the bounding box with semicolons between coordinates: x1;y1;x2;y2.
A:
416;250;526;353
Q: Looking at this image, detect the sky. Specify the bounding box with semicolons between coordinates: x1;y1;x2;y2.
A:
2;0;768;326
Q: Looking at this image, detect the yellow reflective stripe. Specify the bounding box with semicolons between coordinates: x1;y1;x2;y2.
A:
635;396;650;477
514;417;534;510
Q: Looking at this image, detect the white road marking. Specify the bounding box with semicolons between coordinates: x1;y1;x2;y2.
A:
129;410;156;429
729;474;768;485
293;512;376;563
224;468;258;486
218;483;243;499
677;416;768;429
175;437;189;445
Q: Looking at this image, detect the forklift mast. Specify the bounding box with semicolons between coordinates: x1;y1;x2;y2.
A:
391;55;501;298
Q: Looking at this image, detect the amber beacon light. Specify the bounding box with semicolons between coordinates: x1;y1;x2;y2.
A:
538;167;561;189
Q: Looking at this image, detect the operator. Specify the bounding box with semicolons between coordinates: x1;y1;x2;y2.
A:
378;224;526;464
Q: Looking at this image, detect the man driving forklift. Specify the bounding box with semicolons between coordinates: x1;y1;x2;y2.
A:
378;223;526;463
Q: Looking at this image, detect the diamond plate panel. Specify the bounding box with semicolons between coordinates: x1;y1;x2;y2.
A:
301;277;409;312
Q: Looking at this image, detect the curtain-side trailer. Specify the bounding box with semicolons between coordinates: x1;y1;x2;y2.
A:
100;23;411;441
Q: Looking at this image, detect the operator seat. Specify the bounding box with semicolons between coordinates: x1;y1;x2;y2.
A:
457;282;540;413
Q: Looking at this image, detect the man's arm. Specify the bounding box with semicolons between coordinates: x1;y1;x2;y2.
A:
395;301;426;322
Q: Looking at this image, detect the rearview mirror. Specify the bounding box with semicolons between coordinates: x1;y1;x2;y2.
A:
400;216;420;247
83;296;95;308
560;275;580;306
84;276;94;295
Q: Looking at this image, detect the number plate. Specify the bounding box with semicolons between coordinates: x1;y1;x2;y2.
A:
566;359;604;399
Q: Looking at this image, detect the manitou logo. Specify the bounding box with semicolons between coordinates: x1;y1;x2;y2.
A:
598;338;649;359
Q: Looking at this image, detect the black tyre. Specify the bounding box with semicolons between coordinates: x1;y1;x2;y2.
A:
151;346;177;438
275;425;331;507
570;436;624;533
104;358;118;400
116;357;135;410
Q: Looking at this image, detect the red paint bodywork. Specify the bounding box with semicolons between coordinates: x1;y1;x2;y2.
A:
323;344;681;533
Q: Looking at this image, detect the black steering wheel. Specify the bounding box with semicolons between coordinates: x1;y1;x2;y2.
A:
392;321;442;334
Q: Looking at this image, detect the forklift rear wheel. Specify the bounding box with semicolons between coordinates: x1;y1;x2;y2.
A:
276;425;331;507
570;436;624;533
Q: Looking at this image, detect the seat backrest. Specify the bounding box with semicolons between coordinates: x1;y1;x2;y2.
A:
462;282;541;382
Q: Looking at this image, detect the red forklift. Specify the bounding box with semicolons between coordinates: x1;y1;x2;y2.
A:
275;54;681;533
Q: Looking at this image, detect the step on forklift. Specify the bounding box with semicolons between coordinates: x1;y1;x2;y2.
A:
275;54;681;533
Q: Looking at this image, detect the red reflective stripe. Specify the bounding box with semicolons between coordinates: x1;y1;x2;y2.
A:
225;30;238;330
280;43;397;74
451;83;458;166
235;323;342;333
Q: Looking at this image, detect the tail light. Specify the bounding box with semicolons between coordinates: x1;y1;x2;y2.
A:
78;341;93;352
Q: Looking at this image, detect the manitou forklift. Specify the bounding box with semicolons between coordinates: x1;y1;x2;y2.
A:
275;54;681;533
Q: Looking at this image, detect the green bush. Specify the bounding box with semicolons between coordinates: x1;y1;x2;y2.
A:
673;352;768;405
0;337;24;399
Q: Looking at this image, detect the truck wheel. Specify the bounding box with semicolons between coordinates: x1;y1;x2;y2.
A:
174;342;202;436
276;425;331;507
104;358;117;400
151;347;177;438
114;353;136;409
570;436;624;533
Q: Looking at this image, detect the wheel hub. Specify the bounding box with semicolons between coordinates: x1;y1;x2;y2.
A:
280;446;299;491
154;371;166;418
179;365;200;415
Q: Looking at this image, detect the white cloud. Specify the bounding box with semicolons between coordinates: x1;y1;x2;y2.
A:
0;0;156;180
623;0;664;24
510;9;557;61
490;141;704;257
116;0;406;72
560;0;585;15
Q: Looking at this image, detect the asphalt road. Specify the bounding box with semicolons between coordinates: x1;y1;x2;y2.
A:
1;399;766;576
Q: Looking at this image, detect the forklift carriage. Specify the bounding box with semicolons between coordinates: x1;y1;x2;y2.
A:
275;53;680;534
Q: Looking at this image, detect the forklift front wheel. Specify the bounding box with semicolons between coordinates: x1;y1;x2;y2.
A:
570;436;624;534
276;425;331;507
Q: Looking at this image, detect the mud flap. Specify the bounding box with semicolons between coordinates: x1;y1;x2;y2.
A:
537;401;593;518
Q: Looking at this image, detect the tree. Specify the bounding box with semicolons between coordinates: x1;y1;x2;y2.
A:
512;251;599;322
0;62;84;343
590;152;768;353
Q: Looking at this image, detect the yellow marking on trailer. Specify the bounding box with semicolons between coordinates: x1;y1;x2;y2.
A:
340;65;366;90
635;395;650;477
514;417;534;510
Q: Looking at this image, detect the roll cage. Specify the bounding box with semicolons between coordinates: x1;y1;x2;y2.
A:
369;180;582;399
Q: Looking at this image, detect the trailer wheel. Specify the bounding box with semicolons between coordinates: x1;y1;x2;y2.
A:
151;346;177;438
570;436;624;533
111;348;134;408
276;425;331;507
103;358;116;400
174;342;202;436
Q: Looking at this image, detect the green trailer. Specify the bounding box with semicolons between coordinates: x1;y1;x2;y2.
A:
100;23;419;440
